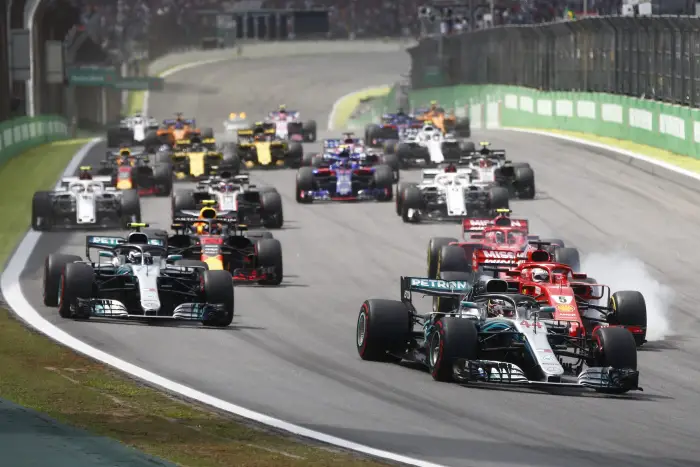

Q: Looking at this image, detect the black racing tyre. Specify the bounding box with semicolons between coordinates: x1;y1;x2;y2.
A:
32;191;54;231
593;326;638;393
296;167;315;203
365;123;380;144
401;185;423;223
515;166;536;199
175;259;209;270
200;127;214;139
489;186;510;210
172;190;197;216
428;317;479;382
153;162;173;196
541;238;565;248
427;237;458;279
383;139;398;155
381;153;400;182
261;190;283;228
120;189;141;225
356;299;410;361
287;142;304;167
438;245;472;275
553;247;581;272
43;253;82;307
155;149;172;164
303;120;317;142
256;238;283;285
396;182;417;216
246;230;274;240
58;262;94;319
460;140;476;154
373;165;394;201
397;143;413;165
201;270;234;327
107;127;130;148
432;271;475;314
609;291;647;346
311;155;325;168
301;152;315;167
144;130;161;149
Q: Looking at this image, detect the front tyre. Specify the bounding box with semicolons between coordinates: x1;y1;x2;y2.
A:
357;299;410;362
202;270;234;327
428;317;479;382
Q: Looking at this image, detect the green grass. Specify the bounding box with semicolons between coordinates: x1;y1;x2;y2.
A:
332;87;390;129
0;139;391;466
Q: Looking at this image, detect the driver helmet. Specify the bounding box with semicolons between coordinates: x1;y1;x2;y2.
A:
487;299;514;318
210;222;223;235
494;231;505;244
444;163;457;173
142;252;153;265
531;268;550;283
279;104;287;113
219;182;236;193
479;158;490;168
78;169;92;180
430;100;438;112
127;250;142;264
194;222;209;235
174;122;185;129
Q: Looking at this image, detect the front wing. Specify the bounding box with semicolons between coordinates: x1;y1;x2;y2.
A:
70;298;229;322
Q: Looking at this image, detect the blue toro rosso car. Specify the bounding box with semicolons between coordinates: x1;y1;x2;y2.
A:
295;141;394;204
364;112;423;148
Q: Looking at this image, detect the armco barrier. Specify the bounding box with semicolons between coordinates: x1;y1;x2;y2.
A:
0;117;70;162
402;85;700;158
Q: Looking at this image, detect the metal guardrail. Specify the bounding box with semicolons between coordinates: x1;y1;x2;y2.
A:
408;15;700;108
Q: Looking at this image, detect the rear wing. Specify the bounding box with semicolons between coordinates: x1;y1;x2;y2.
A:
400;276;471;301
86;234;164;258
473;249;527;269
462;217;529;234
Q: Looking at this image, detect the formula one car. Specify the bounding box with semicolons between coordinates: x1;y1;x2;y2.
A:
235;122;303;168
395;123;462;167
396;164;509;223
168;139;228;180
364;110;423;148
426;210;581;279
31;167;141;231
223;112;250;133
41;225;234;326
356;276;642;393
98;147;173;196
295;145;394;203
466;142;536;199
266;105;316;142
166;212;283;285
414;100;470;137
304;134;399;182
156;114;214;146
107;113;160;148
172;173;283;228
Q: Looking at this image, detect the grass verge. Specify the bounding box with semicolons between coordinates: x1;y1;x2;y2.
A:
332;86;390;129
512;128;700;175
0;140;389;466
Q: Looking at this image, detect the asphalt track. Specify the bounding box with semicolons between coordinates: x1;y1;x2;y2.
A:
18;52;700;467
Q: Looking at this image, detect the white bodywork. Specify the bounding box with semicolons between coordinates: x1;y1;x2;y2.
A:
197;174;252;212
121;114;158;142
56;177;116;224
403;124;459;164
417;169;477;217
467;157;505;184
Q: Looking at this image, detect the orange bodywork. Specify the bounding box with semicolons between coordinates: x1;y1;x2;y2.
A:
415;110;456;133
156;123;201;144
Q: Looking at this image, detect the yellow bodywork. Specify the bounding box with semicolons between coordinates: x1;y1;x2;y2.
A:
116;179;132;190
187;152;206;177
203;256;224;270
254;143;272;165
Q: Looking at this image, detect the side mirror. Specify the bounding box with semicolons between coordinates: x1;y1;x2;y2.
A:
99;251;115;258
572;273;588;280
460;301;478;308
539;306;556;313
167;254;182;262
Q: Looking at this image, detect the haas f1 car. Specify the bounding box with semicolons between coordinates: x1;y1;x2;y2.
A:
356;275;642;393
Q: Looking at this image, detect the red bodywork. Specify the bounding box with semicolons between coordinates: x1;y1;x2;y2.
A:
115;166;162;196
194;235;269;283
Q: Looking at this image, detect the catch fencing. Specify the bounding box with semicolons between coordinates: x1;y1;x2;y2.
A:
409;15;700;108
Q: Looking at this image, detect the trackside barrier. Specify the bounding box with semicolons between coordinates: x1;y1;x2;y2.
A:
0;117;70;163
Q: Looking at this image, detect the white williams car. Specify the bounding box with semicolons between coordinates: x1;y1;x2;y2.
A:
395;124;462;167
107;113;159;148
396;164;509;223
31;169;141;231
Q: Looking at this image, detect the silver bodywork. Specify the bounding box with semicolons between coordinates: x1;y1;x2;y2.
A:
53;177;122;225
403;124;459;164
120;114;159;142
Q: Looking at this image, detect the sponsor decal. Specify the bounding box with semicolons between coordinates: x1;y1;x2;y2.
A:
410;278;469;291
553;295;573;304
483;250;516;259
543;364;561;372
88;236;122;245
542;354;556;363
557;304;575;313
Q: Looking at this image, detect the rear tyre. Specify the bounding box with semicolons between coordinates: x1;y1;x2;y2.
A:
381;153;400;182
32;191;54;231
295;167;315;204
257;238;283;285
303;120;317;142
58;262;94;319
609;291;647;346
516;166;536;199
428;317;479;382
373;165;394;201
202;270;234;327
401;186;423;223
153;163;173;196
44;254;82;306
489;186;510;210
427;237;458;279
396;182;417;216
287;142;304;167
553;247;581;272
356;299;410;362
120;189;141;225
172;190;197;217
261;191;284;228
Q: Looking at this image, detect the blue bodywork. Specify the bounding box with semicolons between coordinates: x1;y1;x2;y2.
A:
368;113;422;145
163;118;195;126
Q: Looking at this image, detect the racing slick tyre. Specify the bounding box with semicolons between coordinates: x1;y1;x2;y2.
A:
365;124;380;145
592;326;638;393
222;146;241;174
32;191;54;231
256;238;283;286
246;230;274;240
438;245;473;276
454;119;471;139
433;271;475;314
381;153;400;182
609;291;647;346
201;270;235;327
357;299;410;362
396;143;413;167
489;186;510;210
107;127;131;148
301;152;315;167
427;237;458;279
144;130;161;150
153;163;173;196
428;317;479;382
401;185;423;222
541;238;565;248
395;182;417;216
172;190;197;215
460;140;476;155
200;128;214;139
44;254;82;306
58;262;95;319
261;190;284;228
383;139;398;155
175;259;209;270
303;120;317;142
553;247;581;272
515;166;536;199
311;155;325;168
287;142;304;168
373;165;394;202
120;189;141;225
295;167;315;204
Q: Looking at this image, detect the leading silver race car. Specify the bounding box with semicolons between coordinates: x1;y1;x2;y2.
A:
107;113;160;148
42;226;235;327
395;124;462;167
31;168;141;231
395;164;509;223
356;276;642;394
